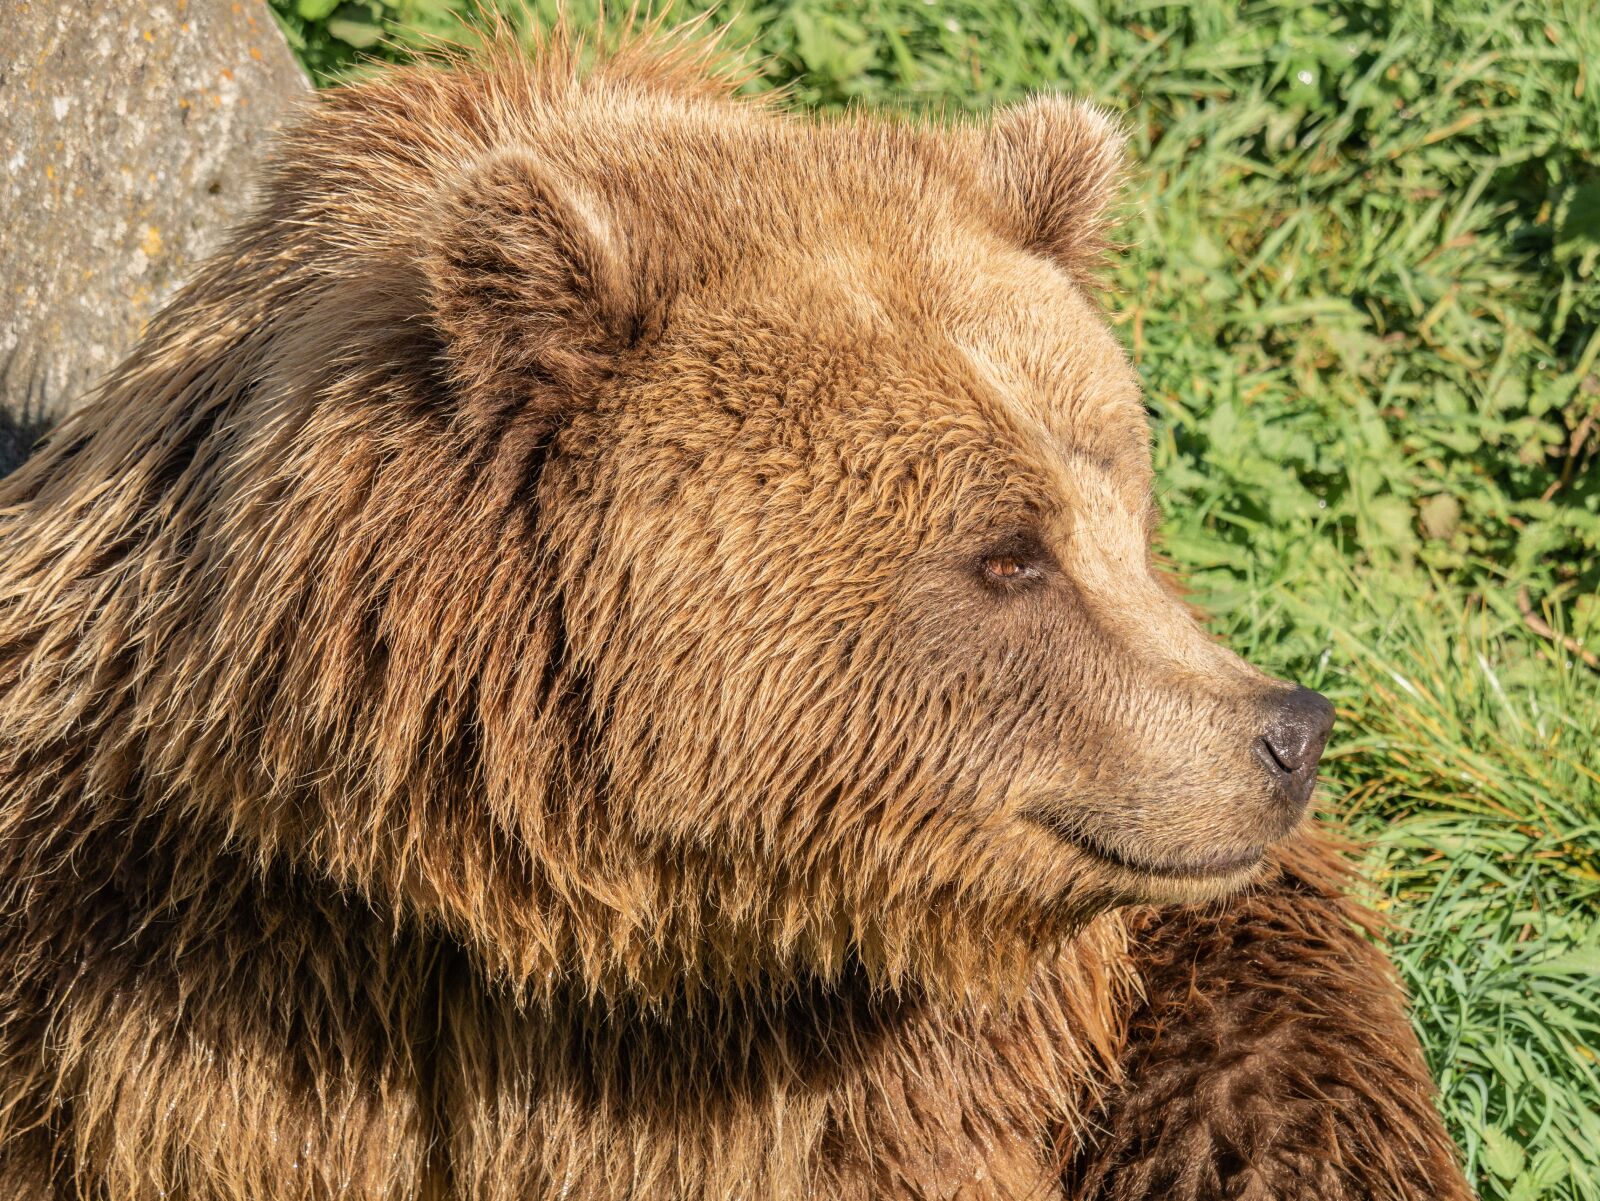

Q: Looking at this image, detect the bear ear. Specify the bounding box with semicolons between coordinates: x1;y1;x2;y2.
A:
981;95;1128;284
422;149;649;422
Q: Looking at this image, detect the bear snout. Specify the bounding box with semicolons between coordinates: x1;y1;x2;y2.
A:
1252;685;1336;816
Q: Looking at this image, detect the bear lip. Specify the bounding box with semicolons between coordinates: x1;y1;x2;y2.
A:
1077;838;1265;880
1026;811;1265;880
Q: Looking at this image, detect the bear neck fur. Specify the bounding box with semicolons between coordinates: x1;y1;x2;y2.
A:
0;763;1131;1197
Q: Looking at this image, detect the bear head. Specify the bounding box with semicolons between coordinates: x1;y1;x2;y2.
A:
8;30;1333;1002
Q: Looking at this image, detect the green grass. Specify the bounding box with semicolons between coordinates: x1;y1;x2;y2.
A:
269;1;1600;1196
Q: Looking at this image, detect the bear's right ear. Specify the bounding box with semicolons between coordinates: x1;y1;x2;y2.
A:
981;95;1128;285
422;149;649;423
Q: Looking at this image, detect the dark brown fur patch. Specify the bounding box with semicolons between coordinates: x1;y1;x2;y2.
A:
1068;835;1473;1201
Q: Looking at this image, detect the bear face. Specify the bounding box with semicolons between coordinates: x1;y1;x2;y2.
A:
553;257;1299;897
401;68;1333;992
0;35;1331;1002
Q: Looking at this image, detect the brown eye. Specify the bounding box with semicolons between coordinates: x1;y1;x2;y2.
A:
975;530;1052;590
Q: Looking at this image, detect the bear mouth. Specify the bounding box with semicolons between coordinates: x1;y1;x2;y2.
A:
1027;812;1265;880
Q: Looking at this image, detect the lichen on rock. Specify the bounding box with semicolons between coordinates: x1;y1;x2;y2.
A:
0;0;306;461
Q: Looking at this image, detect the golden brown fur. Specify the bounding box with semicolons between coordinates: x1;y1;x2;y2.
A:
0;22;1471;1201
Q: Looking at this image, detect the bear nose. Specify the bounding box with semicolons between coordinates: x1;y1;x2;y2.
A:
1253;686;1336;811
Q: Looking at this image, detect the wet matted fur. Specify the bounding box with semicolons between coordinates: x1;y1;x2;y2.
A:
0;20;1472;1201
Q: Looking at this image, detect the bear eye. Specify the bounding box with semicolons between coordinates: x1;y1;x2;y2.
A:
983;555;1025;579
976;532;1051;589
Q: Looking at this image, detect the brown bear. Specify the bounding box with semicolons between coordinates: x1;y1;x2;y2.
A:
0;22;1474;1201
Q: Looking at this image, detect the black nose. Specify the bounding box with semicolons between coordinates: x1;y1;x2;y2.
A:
1254;686;1335;811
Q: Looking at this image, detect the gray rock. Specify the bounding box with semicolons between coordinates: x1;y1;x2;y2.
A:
0;0;307;455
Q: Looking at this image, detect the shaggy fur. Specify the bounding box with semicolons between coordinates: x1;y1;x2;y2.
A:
1069;837;1471;1200
0;21;1472;1201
